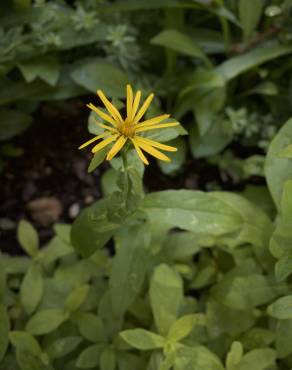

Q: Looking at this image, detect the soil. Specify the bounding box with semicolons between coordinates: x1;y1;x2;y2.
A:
0;98;262;255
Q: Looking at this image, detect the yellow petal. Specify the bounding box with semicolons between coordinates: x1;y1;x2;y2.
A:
133;93;154;123
131;138;149;165
78;133;110;149
87;103;117;126
95;120;118;133
132;139;171;162
106;135;127;160
131;90;141;121
135;122;179;133
97;90;123;123
91;134;119;153
134;136;177;152
126;84;133;120
136;114;170;129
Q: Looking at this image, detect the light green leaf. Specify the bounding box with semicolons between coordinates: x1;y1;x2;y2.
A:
38;236;73;266
9;331;41;357
237;348;276;370
268;296;292;319
150;263;183;336
76;344;103;369
65;285;89;313
0;110;32;141
20;263;43;314
17;220;39;257
18;56;60;86
239;0;264;41
70;60;128;97
265;118;292;210
76;313;106;343
226;341;243;370
279;143;292;158
109;225;150;317
142;190;242;235
120;329;165;350
175;345;224;370
158;137;187;175
0;305;9;361
168;314;205;343
217;42;292;82
151;29;209;63
46;336;82;359
25;308;68;335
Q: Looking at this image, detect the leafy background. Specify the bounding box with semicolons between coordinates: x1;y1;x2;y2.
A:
2;0;292;369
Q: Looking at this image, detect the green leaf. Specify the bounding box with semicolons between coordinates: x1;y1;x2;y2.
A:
265;118;292;210
120;329;165;350
142;190;242;235
0;305;9;361
279;143;292;158
168;314;205;343
151;29;209;63
20;263;43;314
226;342;243;370
76;344;103;369
17;220;39;257
158;137;187;175
241;328;274;351
9;331;41;356
18;56;60;86
38;236;73;266
76;313;106;343
0;110;32;141
175;345;224;370
70;60;128;97
15;351;49;370
268;296;292;319
216;42;292;82
65;284;89;313
239;0;264;41
276;319;292;358
275;256;292;282
150;263;183;336
25;308;68;335
237;348;276;370
100;348;116;370
88;147;108;173
45;336;82;359
109;225;150;317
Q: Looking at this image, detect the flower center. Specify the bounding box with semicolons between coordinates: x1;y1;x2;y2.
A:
119;118;136;137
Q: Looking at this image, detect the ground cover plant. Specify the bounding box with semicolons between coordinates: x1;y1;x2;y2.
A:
2;0;292;369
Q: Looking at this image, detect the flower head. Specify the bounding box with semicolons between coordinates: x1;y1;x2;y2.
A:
79;85;179;165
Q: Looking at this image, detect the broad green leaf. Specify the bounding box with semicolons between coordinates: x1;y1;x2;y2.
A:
239;0;264;41
70;60;128;97
150;263;183;336
275;256;292;282
158;137;187;175
276;319;292;358
45;336;82;359
120;329;165;350
17;220;39;257
109;225;150;317
216;42;292;82
226;342;243;370
1;255;30;274
143;190;242;235
168;314;205;343
9;331;41;356
265;118;292;210
0;110;32;141
38;236;73;266
0;305;9;361
25;308;68;335
65;284;89;313
164;231;201;260
20;263;43;314
53;224;71;244
175;345;224;370
151;29;209;63
76;344;103;369
88;147;108;173
268;296;292;319
15;351;48;370
279;143;292;158
237;348;276;370
100;348;116;370
76;312;106;343
18;56;60;86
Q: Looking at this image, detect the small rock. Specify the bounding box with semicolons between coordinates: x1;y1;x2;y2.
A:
68;203;80;219
27;197;63;226
84;195;94;205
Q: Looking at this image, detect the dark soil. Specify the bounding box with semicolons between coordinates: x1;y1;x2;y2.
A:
0;98;262;255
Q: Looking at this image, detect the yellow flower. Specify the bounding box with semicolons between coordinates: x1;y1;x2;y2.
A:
79;85;179;165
